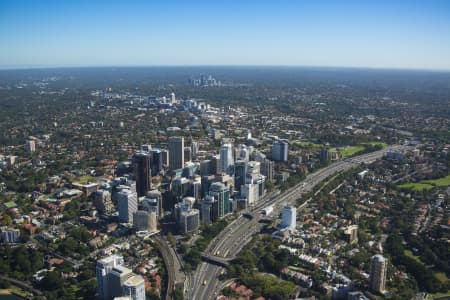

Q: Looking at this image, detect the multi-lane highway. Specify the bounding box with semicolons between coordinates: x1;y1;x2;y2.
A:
186;145;412;300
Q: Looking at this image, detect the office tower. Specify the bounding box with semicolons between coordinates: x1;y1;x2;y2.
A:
200;160;212;176
171;177;190;198
96;254;124;300
210;155;220;175
150;149;163;176
209;182;230;218
117;189;138;223
261;159;274;182
272;140;289;162
184;146;192;162
161;149;169;167
320;148;329;162
142;190;162;218
179;208;200;233
133;210;157;232
122;275;146;300
170;92;176;104
132;151;152;197
94;190;114;214
241;182;258;206
237;144;249;161
253;151;266;162
169;136;184;170
234;160;248;193
110;266;133;298
281;206;297;230
191;141;199;159
201;175;215;198
189;178;202;201
220;143;234;174
251;174;266;197
201;195;217;224
247;161;261;175
369;255;388;294
25;140;36;153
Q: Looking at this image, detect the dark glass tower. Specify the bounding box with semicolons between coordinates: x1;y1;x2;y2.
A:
133;151;152;197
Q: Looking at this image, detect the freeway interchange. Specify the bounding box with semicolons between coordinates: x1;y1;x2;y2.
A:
184;145;411;300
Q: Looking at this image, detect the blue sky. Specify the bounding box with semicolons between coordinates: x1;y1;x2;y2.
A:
1;0;450;70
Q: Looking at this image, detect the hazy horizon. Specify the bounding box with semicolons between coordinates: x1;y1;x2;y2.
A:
1;0;450;70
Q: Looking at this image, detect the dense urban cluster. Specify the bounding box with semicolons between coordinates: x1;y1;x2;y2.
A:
0;67;449;300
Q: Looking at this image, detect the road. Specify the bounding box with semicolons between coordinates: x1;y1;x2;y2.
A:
153;235;185;300
186;145;412;300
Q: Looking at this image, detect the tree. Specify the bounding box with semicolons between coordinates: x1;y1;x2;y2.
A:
40;271;64;291
167;232;176;248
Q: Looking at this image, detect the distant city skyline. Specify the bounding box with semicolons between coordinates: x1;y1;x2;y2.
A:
1;0;450;70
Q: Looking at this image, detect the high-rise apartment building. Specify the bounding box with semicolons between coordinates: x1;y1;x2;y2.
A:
369;254;387;294
96;255;124;300
122;275;146;300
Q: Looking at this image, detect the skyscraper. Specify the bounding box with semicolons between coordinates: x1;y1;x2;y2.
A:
184;146;192;162
169;136;184;170
122;275;146;300
369;254;388;294
281;206;297;230
272;140;289;162
261;159;274;182
209;182;230;218
234;160;248;193
110;265;133;298
96;254;124;300
132;151;152;197
150;149;163;176
220;143;234;174
117;189;138;223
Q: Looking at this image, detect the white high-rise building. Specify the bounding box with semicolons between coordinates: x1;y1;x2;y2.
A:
281;206;297;230
220;143;234;174
96;254;124;300
170;92;176;104
117;189;138;223
241;183;259;206
369;254;388;294
122;275;146;300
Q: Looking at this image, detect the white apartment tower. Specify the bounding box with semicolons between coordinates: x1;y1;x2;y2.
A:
117;189;138;223
281;205;297;230
96;254;124;300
